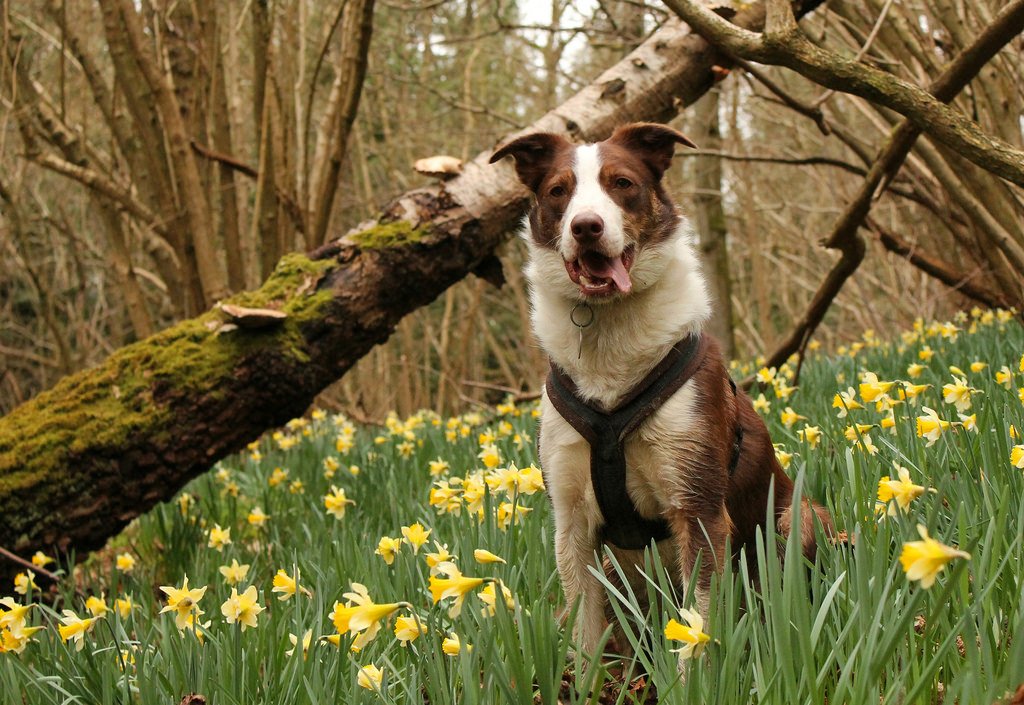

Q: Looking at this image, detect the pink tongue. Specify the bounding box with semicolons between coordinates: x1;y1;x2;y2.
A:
580;252;632;293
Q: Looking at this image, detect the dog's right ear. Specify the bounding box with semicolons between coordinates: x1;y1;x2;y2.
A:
489;133;571;193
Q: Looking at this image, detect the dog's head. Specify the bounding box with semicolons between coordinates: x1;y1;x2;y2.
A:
490;122;696;301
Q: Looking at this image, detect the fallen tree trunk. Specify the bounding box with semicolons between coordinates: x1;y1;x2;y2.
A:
0;1;823;582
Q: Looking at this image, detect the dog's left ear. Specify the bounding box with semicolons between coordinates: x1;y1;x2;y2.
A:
607;122;697;180
489;132;571;193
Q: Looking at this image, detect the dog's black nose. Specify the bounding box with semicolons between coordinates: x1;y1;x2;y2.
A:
570;212;604;242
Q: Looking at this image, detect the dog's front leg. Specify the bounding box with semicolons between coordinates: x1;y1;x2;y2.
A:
669;508;729;677
554;500;607;657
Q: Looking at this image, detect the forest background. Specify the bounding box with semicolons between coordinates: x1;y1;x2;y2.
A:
1;0;1021;420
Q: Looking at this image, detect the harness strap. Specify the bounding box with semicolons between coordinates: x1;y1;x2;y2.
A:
546;334;709;550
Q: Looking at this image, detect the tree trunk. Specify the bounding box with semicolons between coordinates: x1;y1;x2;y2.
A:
690;89;735;358
0;1;823;582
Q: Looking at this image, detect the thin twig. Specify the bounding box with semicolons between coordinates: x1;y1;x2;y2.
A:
0;545;62;584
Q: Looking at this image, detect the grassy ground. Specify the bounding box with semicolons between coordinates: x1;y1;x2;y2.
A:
3;309;1024;704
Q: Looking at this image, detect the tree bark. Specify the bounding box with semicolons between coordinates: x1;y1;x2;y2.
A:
0;1;823;582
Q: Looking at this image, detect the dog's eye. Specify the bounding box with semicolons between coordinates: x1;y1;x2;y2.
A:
615;177;633;189
549;185;566;198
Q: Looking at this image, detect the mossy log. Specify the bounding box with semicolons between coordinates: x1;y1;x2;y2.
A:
0;1;823;582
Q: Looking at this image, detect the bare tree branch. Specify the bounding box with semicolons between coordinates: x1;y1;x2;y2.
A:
664;0;1024;187
868;218;1014;311
746;0;1024;377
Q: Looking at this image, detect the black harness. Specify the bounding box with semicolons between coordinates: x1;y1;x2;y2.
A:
545;333;743;550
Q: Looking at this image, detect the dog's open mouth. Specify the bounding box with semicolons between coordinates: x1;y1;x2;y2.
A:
564;245;635;297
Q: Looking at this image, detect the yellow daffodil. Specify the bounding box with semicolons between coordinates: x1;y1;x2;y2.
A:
880;411;897;433
907;363;926;378
664;606;710;660
30;551;54;568
247;507;270;526
797;425;821;449
220;585;264;630
462;475;487;514
13;571;38;596
1011;444;1024;468
272;568;310;601
859;372;895;403
518;464;545;494
779;407;805;429
114;596;133;619
286;629;313;659
324;486;355;520
330;583;404;651
268;467;289;487
443;632;470;655
877;464;929;515
473;549;506;565
756;367;776;384
0;597;34;631
219;559;251;586
178;493;194;515
115;552;136;573
916;407;953;447
57;610;99;651
394;614;428;645
970;361;987;373
959;413;977;432
854;434;879;455
942;377;978;413
486;464;523;494
1;622;43;654
430;481;463;515
918;346;935;362
832;388;864;417
899;382;931;404
429;458;450;477
376;536;403;565
900;525;970;588
429;562;485;617
995;366;1013;388
85;594;109;618
207;524;231;552
397;441;415;458
425;542;455;575
844;423;874;443
288;479;304;494
401;524;431;554
479;581;515;617
752;393;771;414
478;443;502;469
774;445;793;469
358;663;384;691
159;575;207;630
323;456;340;478
496;502;531;530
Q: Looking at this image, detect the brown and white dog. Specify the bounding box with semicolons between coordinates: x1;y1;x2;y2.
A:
490;122;831;667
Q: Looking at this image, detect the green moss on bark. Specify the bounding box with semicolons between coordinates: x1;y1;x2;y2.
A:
0;253;338;520
348;221;431;248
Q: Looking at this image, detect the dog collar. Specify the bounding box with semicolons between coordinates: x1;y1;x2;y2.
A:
545;333;712;550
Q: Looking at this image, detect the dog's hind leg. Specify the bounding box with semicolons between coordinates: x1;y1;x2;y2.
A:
777;499;834;562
